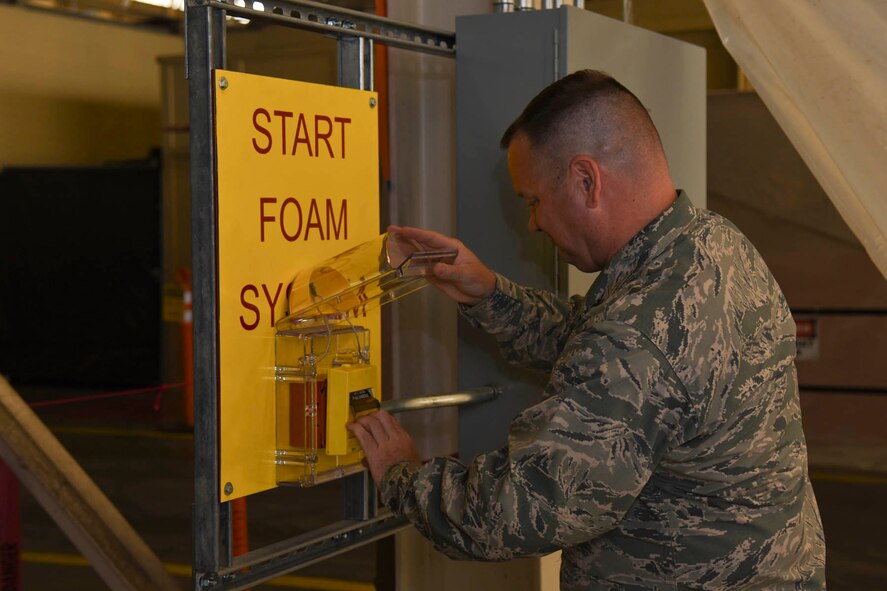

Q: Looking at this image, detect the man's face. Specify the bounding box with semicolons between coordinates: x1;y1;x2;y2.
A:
507;134;590;269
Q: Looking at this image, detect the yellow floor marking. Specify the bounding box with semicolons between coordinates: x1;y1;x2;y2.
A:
48;425;193;441
22;552;90;568
21;552;375;591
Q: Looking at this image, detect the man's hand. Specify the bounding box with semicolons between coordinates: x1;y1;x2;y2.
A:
347;411;421;488
390;225;497;306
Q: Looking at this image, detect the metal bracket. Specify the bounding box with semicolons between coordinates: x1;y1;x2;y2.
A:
338;35;374;91
187;1;459;588
199;0;455;58
208;512;407;590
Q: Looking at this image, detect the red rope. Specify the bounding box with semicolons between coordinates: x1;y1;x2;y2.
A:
28;383;186;411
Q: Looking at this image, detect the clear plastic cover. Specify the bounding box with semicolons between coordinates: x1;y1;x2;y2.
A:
274;322;370;486
277;232;456;329
274;232;454;486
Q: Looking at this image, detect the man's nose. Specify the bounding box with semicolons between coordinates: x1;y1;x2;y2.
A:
527;211;539;232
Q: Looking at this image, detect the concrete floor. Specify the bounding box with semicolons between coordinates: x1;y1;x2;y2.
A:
13;385;378;591
9;385;887;590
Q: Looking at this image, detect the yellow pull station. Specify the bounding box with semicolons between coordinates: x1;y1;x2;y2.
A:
273;233;455;486
326;365;379;456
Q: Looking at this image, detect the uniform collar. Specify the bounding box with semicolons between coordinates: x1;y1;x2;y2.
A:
587;190;696;307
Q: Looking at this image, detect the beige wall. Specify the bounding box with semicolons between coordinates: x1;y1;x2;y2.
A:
0;91;163;167
584;0;739;89
708;92;887;457
0;5;181;167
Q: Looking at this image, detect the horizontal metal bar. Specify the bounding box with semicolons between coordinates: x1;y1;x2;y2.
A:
201;0;455;57
274;0;454;36
791;308;887;317
381;386;501;415
207;512;408;590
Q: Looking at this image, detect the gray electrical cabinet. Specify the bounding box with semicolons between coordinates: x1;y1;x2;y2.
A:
456;7;706;459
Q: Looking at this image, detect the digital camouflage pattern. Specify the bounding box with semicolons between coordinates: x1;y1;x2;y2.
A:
381;192;826;590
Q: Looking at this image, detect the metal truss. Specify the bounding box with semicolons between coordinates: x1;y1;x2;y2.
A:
187;1;456;588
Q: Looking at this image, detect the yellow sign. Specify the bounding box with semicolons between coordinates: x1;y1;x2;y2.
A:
214;70;379;499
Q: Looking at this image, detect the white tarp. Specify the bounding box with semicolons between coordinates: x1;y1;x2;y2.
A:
703;0;887;280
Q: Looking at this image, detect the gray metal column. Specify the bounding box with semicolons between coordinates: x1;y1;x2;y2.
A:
187;0;226;587
384;0;489;463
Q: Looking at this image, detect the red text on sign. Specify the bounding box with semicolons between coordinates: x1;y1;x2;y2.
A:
252;108;351;158
259;197;347;242
240;282;291;331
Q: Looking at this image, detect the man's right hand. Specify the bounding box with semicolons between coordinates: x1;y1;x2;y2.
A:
390;225;497;306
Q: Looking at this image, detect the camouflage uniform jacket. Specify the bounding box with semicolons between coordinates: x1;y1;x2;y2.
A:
381;192;826;590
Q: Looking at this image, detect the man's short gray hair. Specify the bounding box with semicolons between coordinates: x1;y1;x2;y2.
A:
501;70;665;181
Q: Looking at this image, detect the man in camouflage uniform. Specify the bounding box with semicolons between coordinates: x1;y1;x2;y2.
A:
348;70;826;589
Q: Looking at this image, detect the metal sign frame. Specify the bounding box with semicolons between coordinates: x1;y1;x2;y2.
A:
185;1;455;588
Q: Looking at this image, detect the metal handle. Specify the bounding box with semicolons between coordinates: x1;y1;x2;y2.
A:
380;386;501;415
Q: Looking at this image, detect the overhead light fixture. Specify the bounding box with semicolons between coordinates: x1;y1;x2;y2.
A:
132;0;185;10
129;0;265;16
129;0;263;24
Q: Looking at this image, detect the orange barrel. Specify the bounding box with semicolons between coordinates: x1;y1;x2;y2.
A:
179;270;194;428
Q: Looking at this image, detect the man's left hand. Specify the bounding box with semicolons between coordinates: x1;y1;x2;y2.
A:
347;411;421;488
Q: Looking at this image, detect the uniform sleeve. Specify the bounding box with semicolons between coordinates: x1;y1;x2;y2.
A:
460;274;587;371
379;321;692;561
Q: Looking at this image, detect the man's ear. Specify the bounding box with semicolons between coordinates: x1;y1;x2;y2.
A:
569;155;602;208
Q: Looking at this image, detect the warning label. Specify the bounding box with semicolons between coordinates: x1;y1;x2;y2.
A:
795;317;819;361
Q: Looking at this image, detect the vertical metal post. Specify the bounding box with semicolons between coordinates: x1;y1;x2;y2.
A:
220;500;233;568
338;36;374;91
187;1;226;588
338;32;376;521
344;470;377;521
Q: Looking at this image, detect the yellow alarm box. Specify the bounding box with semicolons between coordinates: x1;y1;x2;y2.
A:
326;364;379;456
274;321;374;486
274;232;456;487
